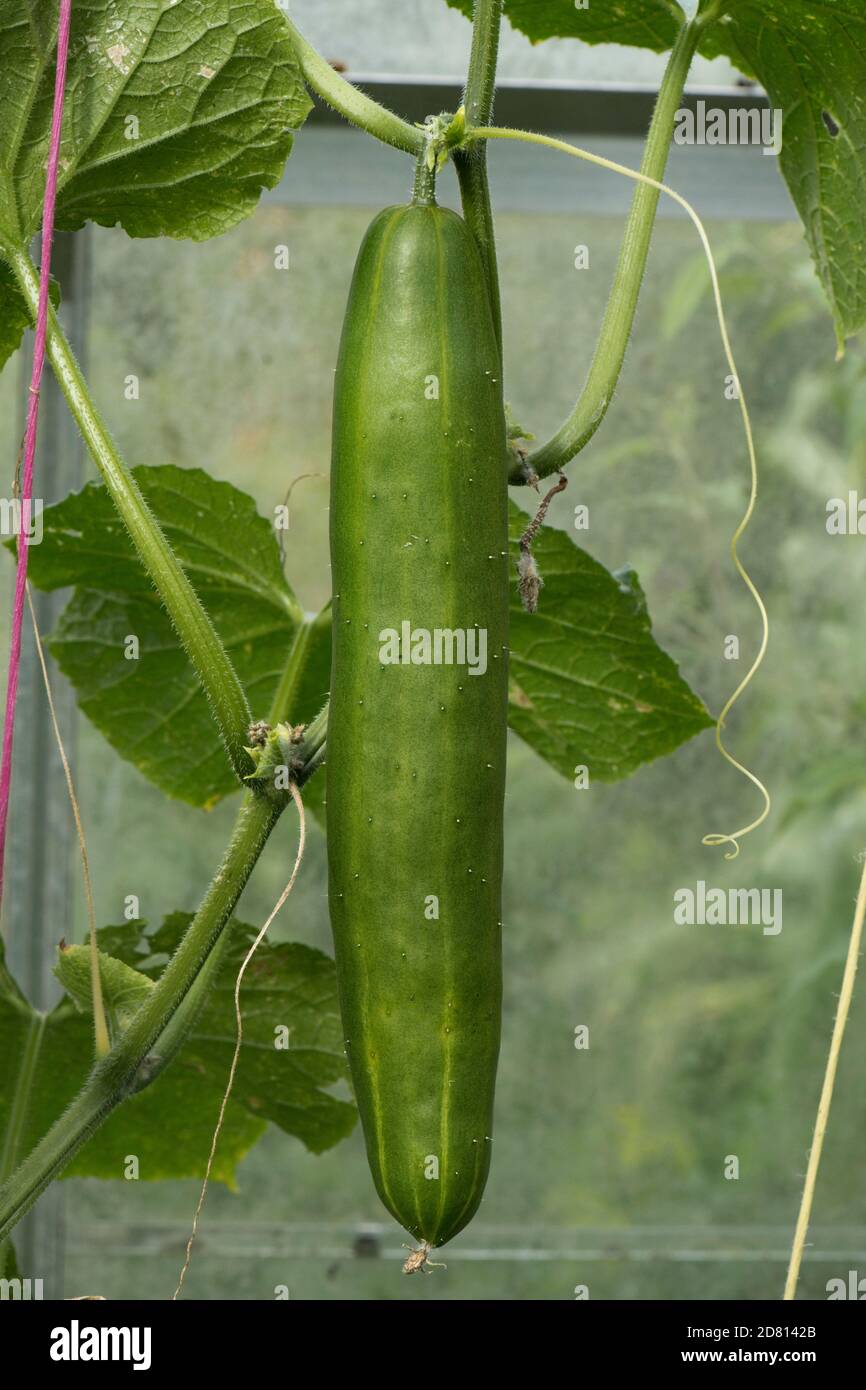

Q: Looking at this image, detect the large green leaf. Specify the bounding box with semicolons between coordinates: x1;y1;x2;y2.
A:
0;0;311;248
81;913;355;1156
700;1;866;349
0;931;258;1187
124;913;355;1154
506;501;712;781
446;0;684;51
25;466;330;807
0;917;354;1189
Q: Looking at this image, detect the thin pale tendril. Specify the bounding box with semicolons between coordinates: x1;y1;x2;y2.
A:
26;585;109;1057
472;127;770;858
173;783;307;1300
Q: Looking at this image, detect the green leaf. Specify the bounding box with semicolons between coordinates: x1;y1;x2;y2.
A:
0;916;354;1191
700;2;866;347
82;914;356;1157
26;465;329;807
506;501;713;782
0;933;261;1187
154;913;355;1154
54;943;154;1035
0;0;312;247
446;0;685;51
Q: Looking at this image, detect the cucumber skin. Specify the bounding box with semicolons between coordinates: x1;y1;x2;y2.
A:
328;204;509;1247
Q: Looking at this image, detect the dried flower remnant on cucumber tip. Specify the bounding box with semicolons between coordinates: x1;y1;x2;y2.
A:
402;1242;447;1276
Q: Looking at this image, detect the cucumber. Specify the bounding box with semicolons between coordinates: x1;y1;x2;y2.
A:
328;193;509;1247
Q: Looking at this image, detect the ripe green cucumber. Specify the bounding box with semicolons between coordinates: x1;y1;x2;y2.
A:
328;195;509;1247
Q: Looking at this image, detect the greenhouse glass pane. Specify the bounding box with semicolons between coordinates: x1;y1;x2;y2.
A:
292;0;738;86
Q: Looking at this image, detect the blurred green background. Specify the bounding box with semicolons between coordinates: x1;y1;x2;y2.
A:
3;28;866;1301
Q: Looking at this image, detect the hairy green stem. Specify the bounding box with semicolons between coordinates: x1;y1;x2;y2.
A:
7;245;253;781
126;926;235;1096
282;14;424;156
461;0;504;132
518;17;703;483
454;0;504;364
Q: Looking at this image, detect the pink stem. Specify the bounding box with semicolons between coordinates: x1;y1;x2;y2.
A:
0;0;74;911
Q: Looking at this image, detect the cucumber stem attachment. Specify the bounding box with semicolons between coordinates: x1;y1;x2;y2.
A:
412;155;437;207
